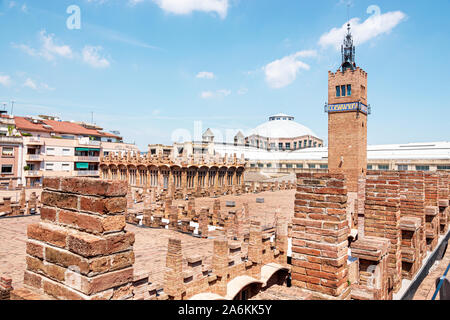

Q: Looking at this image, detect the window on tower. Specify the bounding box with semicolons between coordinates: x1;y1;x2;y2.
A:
347;84;351;96
336;86;341;97
341;85;346;96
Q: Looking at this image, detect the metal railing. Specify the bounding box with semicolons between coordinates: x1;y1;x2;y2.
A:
75;170;100;176
27;154;42;161
25;170;42;176
76;156;100;162
432;262;450;300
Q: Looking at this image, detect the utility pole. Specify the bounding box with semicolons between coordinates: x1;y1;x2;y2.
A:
11;100;15;115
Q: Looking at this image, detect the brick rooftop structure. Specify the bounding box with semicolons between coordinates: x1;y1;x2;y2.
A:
100;151;246;199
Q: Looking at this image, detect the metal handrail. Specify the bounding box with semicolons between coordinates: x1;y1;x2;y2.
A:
431;262;450;300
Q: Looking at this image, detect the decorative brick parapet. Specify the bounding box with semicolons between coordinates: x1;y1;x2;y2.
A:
11;177;135;300
350;236;391;300
364;171;402;294
399;216;422;280
291;173;350;300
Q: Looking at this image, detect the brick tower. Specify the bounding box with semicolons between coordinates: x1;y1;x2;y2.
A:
327;23;368;194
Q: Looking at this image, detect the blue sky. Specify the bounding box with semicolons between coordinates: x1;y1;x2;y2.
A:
0;0;449;150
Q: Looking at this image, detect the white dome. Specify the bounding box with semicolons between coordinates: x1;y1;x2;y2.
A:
248;115;318;139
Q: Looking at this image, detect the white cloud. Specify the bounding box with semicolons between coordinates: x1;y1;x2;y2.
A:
23;78;55;91
39;30;73;60
14;30;73;61
128;0;145;6
196;71;215;79
200;89;231;99
319;9;407;49
217;89;231;96
263;50;316;89
82;46;110;68
8;1;16;8
0;75;12;87
153;0;229;19
21;4;28;13
201;91;214;99
23;78;37;90
237;88;248;95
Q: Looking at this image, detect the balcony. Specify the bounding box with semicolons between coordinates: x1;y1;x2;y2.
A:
24;137;44;145
78;139;101;147
74;170;100;177
26;154;43;161
25;170;43;177
75;156;100;162
0;136;22;144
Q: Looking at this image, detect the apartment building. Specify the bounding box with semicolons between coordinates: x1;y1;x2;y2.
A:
0;112;23;189
15;115;139;187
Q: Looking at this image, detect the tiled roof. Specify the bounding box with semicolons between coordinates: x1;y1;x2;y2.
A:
14;117;121;139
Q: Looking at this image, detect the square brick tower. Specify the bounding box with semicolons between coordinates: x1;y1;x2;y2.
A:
327;23;368;194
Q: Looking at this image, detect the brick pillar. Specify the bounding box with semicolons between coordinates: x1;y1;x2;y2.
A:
168;206;178;230
400;171;426;261
0;277;13;300
438;173;449;235
3;197;11;214
11;177;135;300
20;188;26;209
365;171;402;294
275;217;288;265
247;220;262;279
28;192;37;214
350;237;391;300
399;216;422;280
164;239;184;300
292;173;350;300
198;208;209;238
224;212;236;240
164;198;173;219
212;200;220;226
187;199;195;220
212;237;228;297
424;173;439;251
142;209;152;227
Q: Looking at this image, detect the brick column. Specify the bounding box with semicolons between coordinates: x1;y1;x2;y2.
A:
399;216;422;280
164;238;184;300
275;217;288;265
198;208;209;238
424;173;439;251
0;277;13;300
438;173;449;234
350;236;391;300
365;171;402;294
20;188;26;209
399;171;426;261
292;173;350;300
11;177;134;300
212;200;220;226
248;220;263;280
212;237;228;297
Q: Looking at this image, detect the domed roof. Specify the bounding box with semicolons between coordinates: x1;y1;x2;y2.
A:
247;114;318;139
